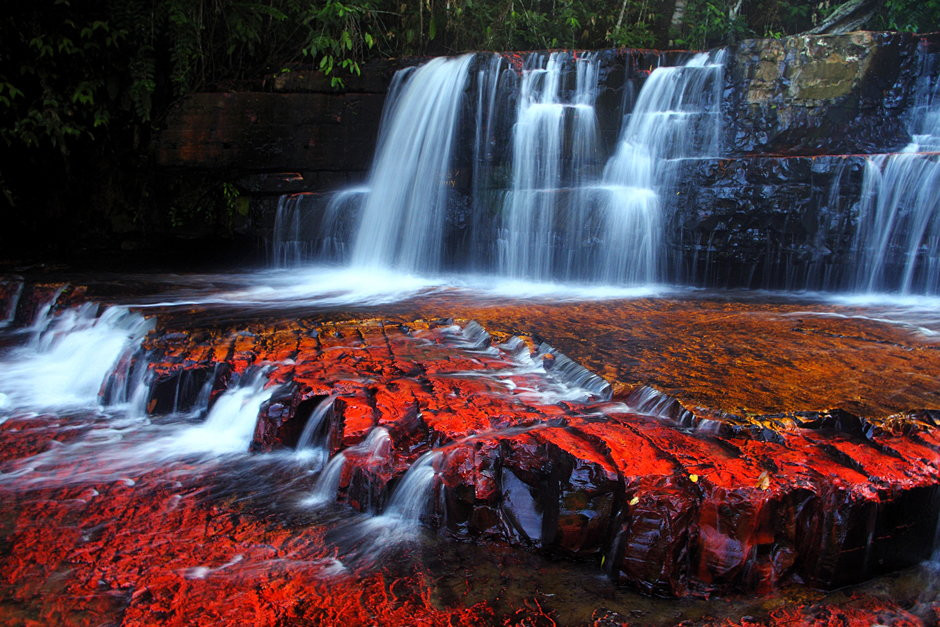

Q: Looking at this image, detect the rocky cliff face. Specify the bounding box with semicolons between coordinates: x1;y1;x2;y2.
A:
156;59;395;190
725;31;923;156
156;32;940;289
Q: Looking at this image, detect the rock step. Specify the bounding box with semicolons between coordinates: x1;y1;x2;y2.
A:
136;316;940;597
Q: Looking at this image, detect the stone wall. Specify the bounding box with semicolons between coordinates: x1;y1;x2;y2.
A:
672;31;939;289
156;59;395;191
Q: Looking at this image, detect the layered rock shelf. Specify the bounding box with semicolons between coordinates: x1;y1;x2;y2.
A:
129;315;940;597
1;279;939;623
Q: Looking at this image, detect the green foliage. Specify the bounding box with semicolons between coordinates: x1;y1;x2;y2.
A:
386;0;658;54
0;2;127;152
674;0;752;49
874;0;940;32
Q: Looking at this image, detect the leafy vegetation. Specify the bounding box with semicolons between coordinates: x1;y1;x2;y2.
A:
0;0;936;262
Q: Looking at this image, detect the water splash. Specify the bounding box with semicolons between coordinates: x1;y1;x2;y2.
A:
0;304;154;409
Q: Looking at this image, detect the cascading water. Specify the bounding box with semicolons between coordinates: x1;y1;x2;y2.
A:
380;450;440;523
0;303;154;409
848;48;940;295
178;369;275;455
0;279;23;328
295;395;335;451
272;188;367;267
603;51;725;283
273;50;727;287
497;51;605;281
267;40;940;299
351;54;475;272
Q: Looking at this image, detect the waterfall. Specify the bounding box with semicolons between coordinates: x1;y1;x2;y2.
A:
849;49;940;296
469;54;510;271
850;154;940;294
267;45;940;296
286;50;726;286
603;51;725;284
273;189;367;267
351;54;475;272
497;52;604;281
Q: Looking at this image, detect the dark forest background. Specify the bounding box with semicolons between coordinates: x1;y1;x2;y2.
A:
0;0;936;267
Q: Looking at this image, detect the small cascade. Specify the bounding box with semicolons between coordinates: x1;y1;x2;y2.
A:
624;385;694;424
498;51;604;281
309;450;347;505
0;280;23;328
604;51;725;283
178;369;275;454
272;189;367;267
0;304;154;409
307;427;391;506
295;395;336;451
382;450;440;523
27;285;67;342
101;348;155;413
536;342;612;401
850;154;940;294
351;54;475;272
848;47;940;296
316;448;440;570
437;319;494;353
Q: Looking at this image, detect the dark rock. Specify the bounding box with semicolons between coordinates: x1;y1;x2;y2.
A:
725;32;921;156
156;92;385;173
666;155;867;289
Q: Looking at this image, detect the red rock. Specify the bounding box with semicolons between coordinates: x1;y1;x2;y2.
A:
122;314;940;598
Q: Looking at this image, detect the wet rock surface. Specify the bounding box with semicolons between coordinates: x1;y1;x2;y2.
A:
666;155;868;289
1;279;938;624
104;305;940;596
724;31;926;156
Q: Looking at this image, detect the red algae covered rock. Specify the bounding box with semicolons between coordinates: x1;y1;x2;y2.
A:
0;279;937;613
127;314;940;598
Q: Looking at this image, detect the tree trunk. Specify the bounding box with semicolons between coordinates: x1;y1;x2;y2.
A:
805;0;879;34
